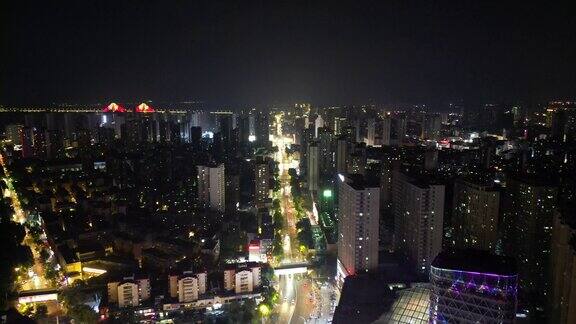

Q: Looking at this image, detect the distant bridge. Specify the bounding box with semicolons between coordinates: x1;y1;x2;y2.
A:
0;106;198;114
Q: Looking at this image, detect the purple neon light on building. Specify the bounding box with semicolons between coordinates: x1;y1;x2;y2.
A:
430;250;518;323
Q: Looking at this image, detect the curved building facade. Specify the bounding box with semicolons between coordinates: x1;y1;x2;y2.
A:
430;250;518;323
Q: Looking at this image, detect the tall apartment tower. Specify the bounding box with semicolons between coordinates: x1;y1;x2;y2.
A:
430;250;518;323
307;142;319;192
397;118;407;146
254;111;270;148
393;171;444;274
5;124;23;145
382;118;392;146
317;127;334;180
336;137;349;174
452;177;501;252
254;160;269;205
550;208;576;324
366;118;376;146
20;126;34;158
502;175;557;311
337;174;380;279
197;164;225;212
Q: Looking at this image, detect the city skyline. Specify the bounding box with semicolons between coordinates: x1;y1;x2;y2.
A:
2;1;576;323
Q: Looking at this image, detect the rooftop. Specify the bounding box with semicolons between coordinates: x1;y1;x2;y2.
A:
340;173;379;190
432;250;517;276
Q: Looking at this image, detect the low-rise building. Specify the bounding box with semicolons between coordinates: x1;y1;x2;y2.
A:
107;274;151;308
168;270;208;303
223;263;261;294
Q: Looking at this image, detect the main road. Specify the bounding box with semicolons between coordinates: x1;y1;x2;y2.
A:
271;115;337;324
1;151;52;292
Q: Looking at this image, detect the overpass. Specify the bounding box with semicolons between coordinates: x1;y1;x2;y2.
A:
273;262;309;276
17;288;59;304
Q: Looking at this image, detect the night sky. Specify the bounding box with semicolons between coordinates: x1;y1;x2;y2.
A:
1;0;575;108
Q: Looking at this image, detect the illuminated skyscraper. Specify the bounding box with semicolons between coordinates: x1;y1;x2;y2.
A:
452;177;501;252
393;171;444;274
197;163;225;212
33;127;47;159
550;208;576;324
5;124;23;145
396;118;407;146
382;118;392;146
336;137;349;174
317;127;334;180
254;110;270;148
366;118;376;146
307;142;319;192
502;175;557;308
254;160;269;205
337;174;380;279
20;126;33;158
430;250;518;323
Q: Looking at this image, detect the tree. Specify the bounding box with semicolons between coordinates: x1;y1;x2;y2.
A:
0;209;34;309
223;299;258;324
296;218;313;249
33;304;48;320
68;304;98;324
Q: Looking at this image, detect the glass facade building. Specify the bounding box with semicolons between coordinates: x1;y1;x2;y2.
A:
430;251;518;323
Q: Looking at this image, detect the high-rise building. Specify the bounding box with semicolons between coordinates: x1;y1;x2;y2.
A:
334;117;347;135
393;171;444;274
422;114;442;140
336;137;349;174
424;149;438;171
5;124;23;145
190;126;202;148
318;127;334;180
307;142;319;192
550;208;576;324
122;117;142;150
397;118;407;146
382;118;392;146
452;177;501;252
96;127;115;147
348;142;367;175
238;114;251;145
314;115;325;138
46;130;64;160
20;126;34;158
197;164;225;212
254;111;270;148
366;118;376;146
225;172;240;212
502;175;557;307
430;250;518;323
33;127;47;159
254;160;269;205
216;112;234;145
337;174;380;279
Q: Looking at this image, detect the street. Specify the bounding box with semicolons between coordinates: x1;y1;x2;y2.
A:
271;115;338;324
1;151;53;292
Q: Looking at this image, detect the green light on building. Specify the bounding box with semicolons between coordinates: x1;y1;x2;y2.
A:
323;189;333;198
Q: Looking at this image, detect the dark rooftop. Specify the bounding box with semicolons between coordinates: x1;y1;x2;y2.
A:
341;173;379;190
432;250;517;276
